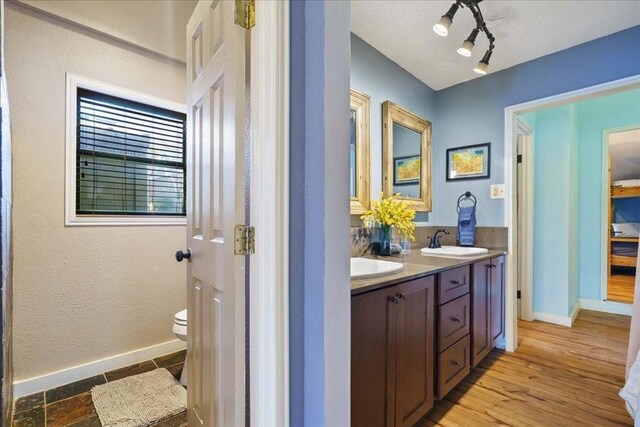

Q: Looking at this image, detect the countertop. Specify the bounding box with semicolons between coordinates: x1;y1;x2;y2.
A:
350;248;508;295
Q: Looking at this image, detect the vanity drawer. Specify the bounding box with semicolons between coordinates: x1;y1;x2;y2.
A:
437;335;471;400
437;265;470;305
438;294;470;351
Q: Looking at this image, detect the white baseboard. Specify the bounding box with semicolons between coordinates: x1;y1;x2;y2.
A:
569;301;581;325
13;339;186;399
533;302;582;327
533;311;575;327
579;298;632;316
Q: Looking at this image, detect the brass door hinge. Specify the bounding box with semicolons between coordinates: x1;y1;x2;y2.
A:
234;224;255;255
234;0;255;29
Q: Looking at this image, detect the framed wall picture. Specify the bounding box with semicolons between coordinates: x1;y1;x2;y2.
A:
393;155;421;186
446;143;491;181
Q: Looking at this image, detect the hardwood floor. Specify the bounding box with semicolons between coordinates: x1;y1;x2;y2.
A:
608;273;636;304
419;310;633;426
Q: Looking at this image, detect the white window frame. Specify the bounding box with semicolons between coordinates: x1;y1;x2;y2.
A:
65;73;187;226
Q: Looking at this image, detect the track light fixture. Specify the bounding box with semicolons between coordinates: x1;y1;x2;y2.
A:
457;28;479;57
433;3;460;37
473;49;492;75
433;0;496;74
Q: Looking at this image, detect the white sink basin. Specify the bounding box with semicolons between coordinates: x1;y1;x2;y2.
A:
421;246;489;258
350;257;404;279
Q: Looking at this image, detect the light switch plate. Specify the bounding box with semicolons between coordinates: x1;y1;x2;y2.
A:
490;184;505;199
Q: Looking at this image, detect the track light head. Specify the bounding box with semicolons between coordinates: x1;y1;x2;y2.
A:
433;3;460;37
473;49;493;75
457;28;480;57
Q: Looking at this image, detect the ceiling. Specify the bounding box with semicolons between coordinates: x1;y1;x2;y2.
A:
610;128;640;182
351;1;640;90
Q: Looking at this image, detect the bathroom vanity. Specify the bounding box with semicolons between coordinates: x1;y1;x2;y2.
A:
351;250;506;427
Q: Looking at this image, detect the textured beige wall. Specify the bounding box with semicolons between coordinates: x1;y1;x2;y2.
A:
5;5;189;381
17;0;198;63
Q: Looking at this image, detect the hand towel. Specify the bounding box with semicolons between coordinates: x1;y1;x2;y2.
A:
457;206;476;247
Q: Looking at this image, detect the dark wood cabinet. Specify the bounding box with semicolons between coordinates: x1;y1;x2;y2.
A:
352;254;505;425
351;276;435;427
471;256;505;367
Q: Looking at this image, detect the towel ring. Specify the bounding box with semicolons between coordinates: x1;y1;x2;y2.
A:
457;191;477;213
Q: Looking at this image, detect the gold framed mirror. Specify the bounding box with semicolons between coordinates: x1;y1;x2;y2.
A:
350;89;371;214
382;101;432;211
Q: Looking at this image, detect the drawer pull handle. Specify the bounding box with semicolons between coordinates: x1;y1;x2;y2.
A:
397;293;406;300
450;278;467;287
451;360;461;367
450;316;460;323
387;295;400;304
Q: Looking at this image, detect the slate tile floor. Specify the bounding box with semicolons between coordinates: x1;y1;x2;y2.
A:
13;350;187;427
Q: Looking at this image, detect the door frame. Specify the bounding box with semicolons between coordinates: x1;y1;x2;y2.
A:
601;124;640;301
504;74;640;351
249;1;290;426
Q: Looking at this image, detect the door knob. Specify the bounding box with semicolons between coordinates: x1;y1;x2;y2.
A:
175;249;192;262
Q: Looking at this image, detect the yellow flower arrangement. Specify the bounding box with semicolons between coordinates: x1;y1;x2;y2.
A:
361;193;417;241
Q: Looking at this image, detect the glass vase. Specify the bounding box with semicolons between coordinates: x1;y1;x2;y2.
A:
379;225;392;256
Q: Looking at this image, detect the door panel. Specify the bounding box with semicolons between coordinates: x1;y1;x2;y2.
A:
186;1;245;425
471;261;491;367
351;287;398;427
395;276;435;427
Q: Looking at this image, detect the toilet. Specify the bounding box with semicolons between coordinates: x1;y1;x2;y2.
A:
173;309;188;386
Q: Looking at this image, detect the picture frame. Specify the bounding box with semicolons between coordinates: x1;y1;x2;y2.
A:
446;143;491;181
393;155;421;186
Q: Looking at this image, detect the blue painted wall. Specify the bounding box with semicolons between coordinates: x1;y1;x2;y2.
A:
290;2;351;424
351;34;436;223
434;26;640;226
289;2;308;423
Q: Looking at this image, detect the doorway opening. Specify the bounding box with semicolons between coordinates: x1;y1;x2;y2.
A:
605;127;640;304
505;75;640;350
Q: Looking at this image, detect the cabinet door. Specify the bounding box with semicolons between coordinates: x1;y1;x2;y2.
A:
352;287;398;427
394;276;435;427
471;260;491;366
490;256;506;348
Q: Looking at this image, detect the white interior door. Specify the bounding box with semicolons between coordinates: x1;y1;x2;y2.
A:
185;1;246;425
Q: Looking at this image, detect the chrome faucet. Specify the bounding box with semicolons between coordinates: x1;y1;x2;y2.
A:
428;229;450;249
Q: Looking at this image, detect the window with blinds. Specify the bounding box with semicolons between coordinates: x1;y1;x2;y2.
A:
76;88;186;216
